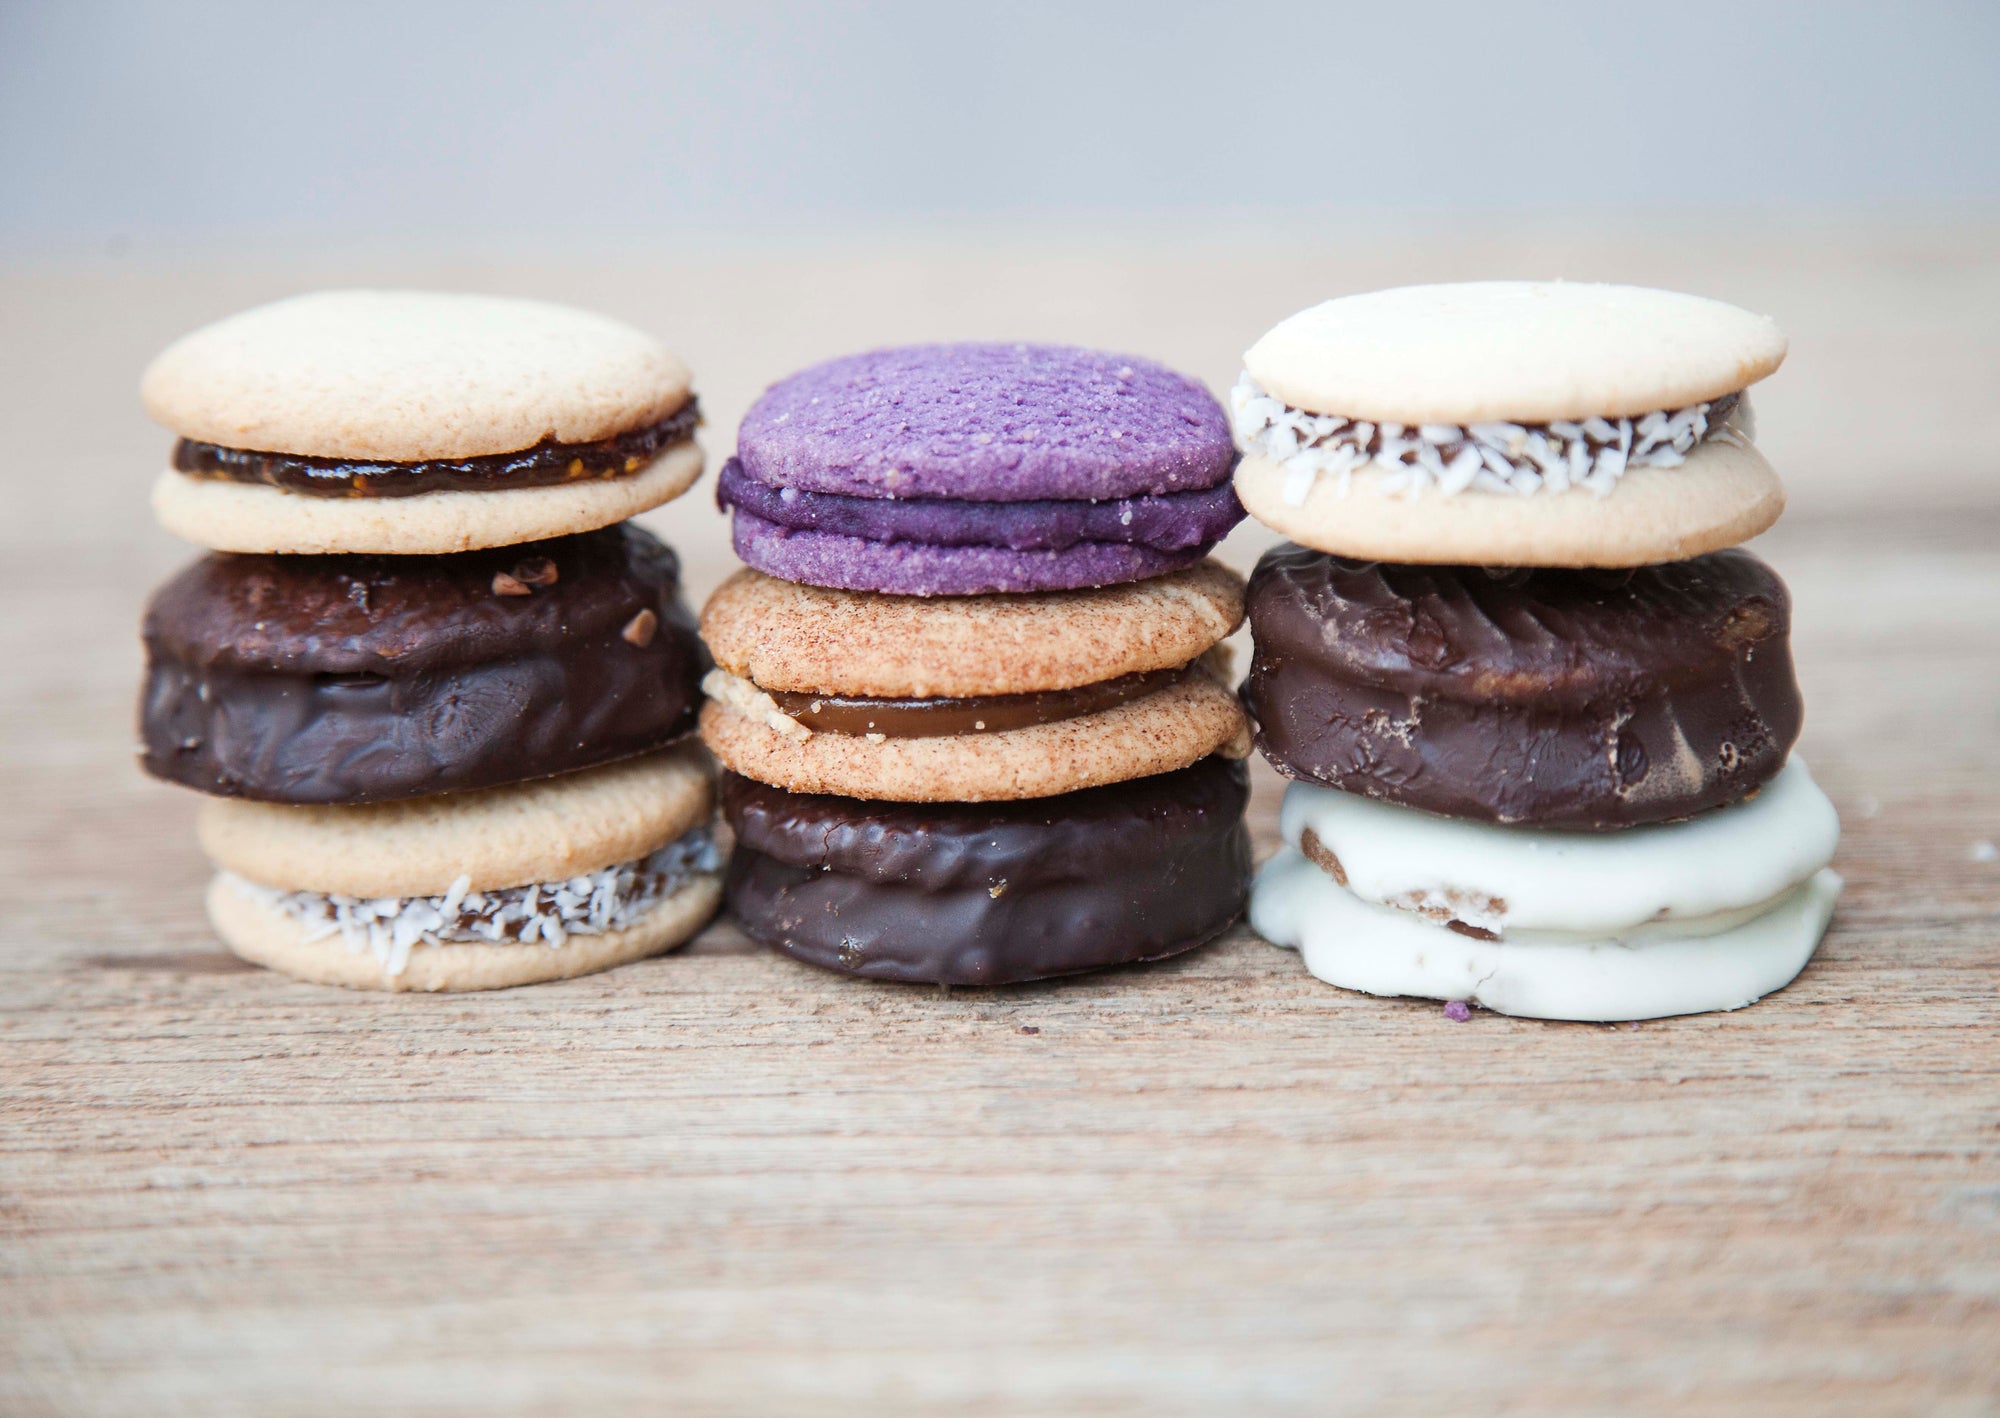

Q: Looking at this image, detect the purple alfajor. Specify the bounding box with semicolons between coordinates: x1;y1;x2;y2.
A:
701;342;1256;986
716;342;1242;596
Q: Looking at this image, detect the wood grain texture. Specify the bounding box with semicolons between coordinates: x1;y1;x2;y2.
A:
2;247;1998;1417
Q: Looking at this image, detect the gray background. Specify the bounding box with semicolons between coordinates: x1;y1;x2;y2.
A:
4;0;1997;254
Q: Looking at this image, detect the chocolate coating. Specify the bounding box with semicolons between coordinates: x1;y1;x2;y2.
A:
767;665;1187;738
1243;545;1802;829
171;401;699;498
141;524;706;804
722;756;1251;985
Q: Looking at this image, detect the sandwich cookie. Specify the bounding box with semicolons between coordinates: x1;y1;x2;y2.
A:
1253;758;1841;1021
1242;547;1803;829
1230;282;1787;567
144;290;703;554
724;754;1251;986
717;342;1243;595
141;523;706;804
698;563;1251;802
202;746;722;991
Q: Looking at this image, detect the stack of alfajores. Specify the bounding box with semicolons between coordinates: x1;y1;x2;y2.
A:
701;343;1256;986
1231;282;1842;1020
138;291;721;991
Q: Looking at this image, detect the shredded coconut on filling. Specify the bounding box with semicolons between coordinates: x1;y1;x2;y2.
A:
1229;373;1755;505
225;829;719;977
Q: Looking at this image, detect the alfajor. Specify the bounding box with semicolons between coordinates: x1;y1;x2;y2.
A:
137;291;720;989
203;747;721;992
1230;281;1786;568
703;344;1255;985
717;342;1244;595
1237;282;1841;1019
144;290;702;555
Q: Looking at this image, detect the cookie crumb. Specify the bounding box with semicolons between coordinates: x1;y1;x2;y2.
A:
1443;1000;1472;1022
621;609;658;647
492;572;531;596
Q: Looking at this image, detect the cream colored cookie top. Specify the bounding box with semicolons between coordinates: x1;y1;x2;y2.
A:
142;289;693;460
198;745;713;898
700;560;1245;698
1244;282;1786;425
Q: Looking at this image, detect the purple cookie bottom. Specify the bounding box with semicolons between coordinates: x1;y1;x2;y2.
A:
717;457;1244;553
731;510;1211;596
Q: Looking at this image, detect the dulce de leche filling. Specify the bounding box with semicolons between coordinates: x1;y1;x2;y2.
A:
172;400;700;499
766;664;1192;738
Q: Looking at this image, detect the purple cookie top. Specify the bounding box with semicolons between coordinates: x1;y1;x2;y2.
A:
731;511;1207;597
717;457;1243;553
736;342;1236;502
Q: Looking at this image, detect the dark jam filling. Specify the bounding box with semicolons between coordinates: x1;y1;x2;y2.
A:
766;665;1189;738
171;400;700;499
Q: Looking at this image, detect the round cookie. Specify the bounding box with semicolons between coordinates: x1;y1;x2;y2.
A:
701;667;1249;802
723;342;1242;594
701;562;1243;698
736;342;1235;501
153;442;703;556
141;523;706;805
1243;281;1787;426
199;745;713;899
1242;544;1802;829
723;754;1251;986
143;289;692;461
142;289;702;552
209;871;722;994
1234;440;1783;568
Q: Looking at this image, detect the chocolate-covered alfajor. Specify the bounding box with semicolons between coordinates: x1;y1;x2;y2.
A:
137;290;721;990
1243;549;1803;830
701;343;1256;985
142;525;705;805
1235;282;1841;1021
724;756;1250;986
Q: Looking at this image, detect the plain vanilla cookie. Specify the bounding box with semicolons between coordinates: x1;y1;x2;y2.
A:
202;746;721;991
1251;758;1843;1021
142;289;703;553
1231;281;1788;566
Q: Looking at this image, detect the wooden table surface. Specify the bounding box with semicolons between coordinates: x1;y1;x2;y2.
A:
3;237;1998;1416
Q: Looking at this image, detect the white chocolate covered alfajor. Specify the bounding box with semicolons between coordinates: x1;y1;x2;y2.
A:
1252;758;1841;1020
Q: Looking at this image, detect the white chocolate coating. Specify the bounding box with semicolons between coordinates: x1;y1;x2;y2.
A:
1252;850;1841;1021
1279;757;1840;937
